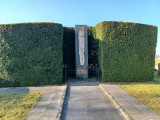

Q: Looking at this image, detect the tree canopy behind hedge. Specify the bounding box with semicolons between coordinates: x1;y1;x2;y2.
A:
0;23;63;87
95;21;157;82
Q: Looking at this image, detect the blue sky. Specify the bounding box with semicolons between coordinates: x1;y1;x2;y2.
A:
0;0;159;55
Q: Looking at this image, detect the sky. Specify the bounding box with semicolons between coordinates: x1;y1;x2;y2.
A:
0;0;159;55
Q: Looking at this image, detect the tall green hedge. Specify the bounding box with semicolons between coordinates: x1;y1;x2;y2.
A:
95;21;157;82
0;23;63;87
0;21;156;85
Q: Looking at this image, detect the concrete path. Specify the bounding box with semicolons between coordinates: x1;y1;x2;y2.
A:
0;85;67;120
1;82;159;120
26;85;67;120
61;82;125;120
99;82;160;120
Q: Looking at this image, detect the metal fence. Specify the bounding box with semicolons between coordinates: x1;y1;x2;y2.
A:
63;65;100;82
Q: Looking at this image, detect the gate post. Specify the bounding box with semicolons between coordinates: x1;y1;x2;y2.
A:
158;63;160;77
65;65;68;82
97;67;100;81
96;66;100;81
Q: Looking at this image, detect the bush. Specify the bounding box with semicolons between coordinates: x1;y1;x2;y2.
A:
0;23;63;87
95;21;157;82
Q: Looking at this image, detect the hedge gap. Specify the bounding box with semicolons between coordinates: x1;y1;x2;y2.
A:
88;26;98;66
63;26;99;67
63;27;75;68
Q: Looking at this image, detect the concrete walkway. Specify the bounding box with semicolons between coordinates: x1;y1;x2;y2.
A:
1;82;160;120
61;82;125;120
25;85;67;120
0;85;67;120
99;82;160;120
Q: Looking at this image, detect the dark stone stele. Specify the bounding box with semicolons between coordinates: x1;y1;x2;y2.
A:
75;25;88;79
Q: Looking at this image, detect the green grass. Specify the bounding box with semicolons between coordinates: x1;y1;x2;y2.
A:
0;93;43;120
119;72;160;115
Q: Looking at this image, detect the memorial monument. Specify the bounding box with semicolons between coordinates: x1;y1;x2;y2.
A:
75;25;88;78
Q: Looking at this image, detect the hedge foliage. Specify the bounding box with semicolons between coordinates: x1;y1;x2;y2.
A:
0;21;157;85
95;21;157;82
63;27;75;68
0;23;63;87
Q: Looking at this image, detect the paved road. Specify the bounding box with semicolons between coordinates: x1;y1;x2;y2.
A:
61;82;125;120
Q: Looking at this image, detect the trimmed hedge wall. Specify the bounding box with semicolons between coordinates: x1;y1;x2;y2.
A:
0;21;157;85
0;23;63;87
63;27;75;68
95;21;157;82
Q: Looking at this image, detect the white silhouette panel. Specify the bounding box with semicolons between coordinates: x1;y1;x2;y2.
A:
78;27;85;65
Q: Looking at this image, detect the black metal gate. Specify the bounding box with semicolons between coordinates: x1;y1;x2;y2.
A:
63;65;100;82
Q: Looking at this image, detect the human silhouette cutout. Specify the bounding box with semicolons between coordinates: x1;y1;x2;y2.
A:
78;27;85;65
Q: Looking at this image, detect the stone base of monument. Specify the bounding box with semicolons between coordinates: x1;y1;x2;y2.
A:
76;66;88;79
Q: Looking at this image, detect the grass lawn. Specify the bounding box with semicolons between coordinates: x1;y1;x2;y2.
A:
0;93;43;120
119;72;160;115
